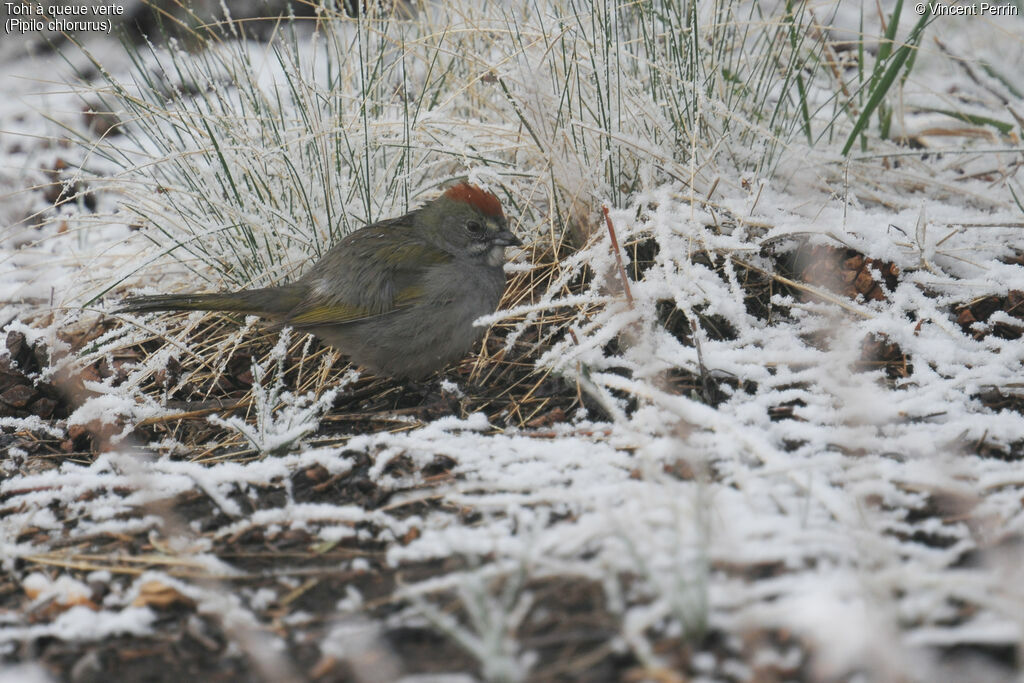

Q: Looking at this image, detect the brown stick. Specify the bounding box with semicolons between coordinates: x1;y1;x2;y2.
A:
602;206;634;308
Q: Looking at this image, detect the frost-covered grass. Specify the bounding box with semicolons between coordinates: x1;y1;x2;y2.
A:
3;0;1024;680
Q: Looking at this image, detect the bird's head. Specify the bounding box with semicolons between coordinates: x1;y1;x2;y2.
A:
419;182;521;266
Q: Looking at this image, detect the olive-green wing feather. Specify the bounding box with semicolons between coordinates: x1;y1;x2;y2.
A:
287;285;426;326
287;237;451;328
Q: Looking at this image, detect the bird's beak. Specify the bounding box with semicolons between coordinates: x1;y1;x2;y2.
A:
492;230;522;247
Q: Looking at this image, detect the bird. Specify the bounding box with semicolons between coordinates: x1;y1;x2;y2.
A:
117;182;521;379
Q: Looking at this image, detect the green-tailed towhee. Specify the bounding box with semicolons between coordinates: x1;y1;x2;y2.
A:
118;183;521;378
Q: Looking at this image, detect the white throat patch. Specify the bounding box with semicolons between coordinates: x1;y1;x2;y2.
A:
486;245;506;267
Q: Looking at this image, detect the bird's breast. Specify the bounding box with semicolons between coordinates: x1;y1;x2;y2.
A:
424;260;505;316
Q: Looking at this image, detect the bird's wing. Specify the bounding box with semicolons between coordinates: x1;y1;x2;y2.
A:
287;284;426;326
286;236;451;328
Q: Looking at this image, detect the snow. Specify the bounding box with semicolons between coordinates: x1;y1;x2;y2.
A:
0;664;54;683
22;573;93;605
0;606;155;643
3;0;1024;680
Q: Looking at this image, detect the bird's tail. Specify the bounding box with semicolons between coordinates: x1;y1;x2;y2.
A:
117;286;303;317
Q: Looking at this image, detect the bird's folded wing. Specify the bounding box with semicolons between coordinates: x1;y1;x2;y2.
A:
287;239;449;327
287;284;427;326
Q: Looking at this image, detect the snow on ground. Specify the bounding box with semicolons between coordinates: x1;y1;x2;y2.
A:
2;2;1024;680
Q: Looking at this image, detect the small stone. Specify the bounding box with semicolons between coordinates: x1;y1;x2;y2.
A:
29;397;58;419
1;384;37;408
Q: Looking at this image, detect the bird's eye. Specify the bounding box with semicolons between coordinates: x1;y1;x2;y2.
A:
466;220;484;235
